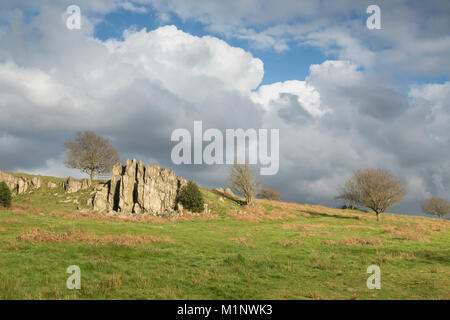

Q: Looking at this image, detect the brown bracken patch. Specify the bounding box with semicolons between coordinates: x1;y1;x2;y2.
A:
17;228;171;246
323;237;382;246
7;204;42;215
299;231;332;238
0;218;22;224
50;210;216;223
281;223;327;230
380;223;442;241
344;225;376;230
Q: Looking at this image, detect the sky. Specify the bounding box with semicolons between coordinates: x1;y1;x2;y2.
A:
0;0;449;216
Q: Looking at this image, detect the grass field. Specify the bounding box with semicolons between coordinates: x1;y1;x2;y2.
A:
0;174;449;300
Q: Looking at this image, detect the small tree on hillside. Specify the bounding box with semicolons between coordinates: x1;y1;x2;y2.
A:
335;179;361;210
258;188;283;201
338;168;406;222
228;163;262;205
0;181;12;208
421;197;450;219
64;131;120;182
177;181;204;213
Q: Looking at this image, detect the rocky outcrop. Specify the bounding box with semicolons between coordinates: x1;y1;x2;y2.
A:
64;177;91;193
225;188;236;197
93;159;187;216
214;187;236;198
0;171;42;194
47;182;58;189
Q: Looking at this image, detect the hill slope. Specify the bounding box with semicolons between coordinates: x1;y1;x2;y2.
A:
0;173;449;299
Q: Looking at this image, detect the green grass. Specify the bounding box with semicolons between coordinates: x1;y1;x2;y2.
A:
0;176;449;300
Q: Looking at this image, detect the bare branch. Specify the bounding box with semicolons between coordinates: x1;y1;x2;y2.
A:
227;163;262;205
336;168;406;221
422;197;450;219
64;131;120;181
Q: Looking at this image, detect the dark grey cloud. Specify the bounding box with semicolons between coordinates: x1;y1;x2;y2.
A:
277;93;313;124
143;0;450;78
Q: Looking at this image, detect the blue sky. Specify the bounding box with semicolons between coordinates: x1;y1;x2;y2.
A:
93;8;330;86
93;5;449;87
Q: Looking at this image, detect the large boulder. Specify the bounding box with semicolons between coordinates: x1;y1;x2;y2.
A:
64;177;91;193
93;159;188;216
0;171;42;194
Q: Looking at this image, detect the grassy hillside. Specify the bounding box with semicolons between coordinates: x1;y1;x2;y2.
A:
0;174;449;299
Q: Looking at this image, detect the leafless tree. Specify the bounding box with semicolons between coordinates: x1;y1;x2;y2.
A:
64;131;120;181
338;168;406;222
228;163;262;205
335;179;360;210
421;197;450;219
258;188;283;201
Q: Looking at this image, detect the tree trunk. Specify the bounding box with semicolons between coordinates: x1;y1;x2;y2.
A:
376;212;380;222
90;169;95;182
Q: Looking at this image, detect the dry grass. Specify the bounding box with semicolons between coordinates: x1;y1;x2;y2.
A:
229;204;297;222
281;223;327;230
375;249;416;261
50;210;216;223
281;239;303;247
256;199;373;220
307;290;324;300
0;218;22;224
298;231;333;238
5;204;42;215
344;225;376;230
16;228;171;246
0;227;5;232
100;273;123;292
380;222;445;241
323;237;383;246
229;237;256;248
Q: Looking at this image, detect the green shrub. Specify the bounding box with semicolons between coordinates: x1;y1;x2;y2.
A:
0;181;12;208
178;181;204;213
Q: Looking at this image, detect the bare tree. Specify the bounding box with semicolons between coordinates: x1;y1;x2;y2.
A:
335;179;360;210
338;168;406;222
64;131;120;181
227;163;262;205
258;188;283;201
421;197;450;219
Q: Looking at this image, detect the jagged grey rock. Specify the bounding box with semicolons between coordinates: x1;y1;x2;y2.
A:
64;177;91;193
0;170;42;194
93;159;188;216
92;183;109;212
